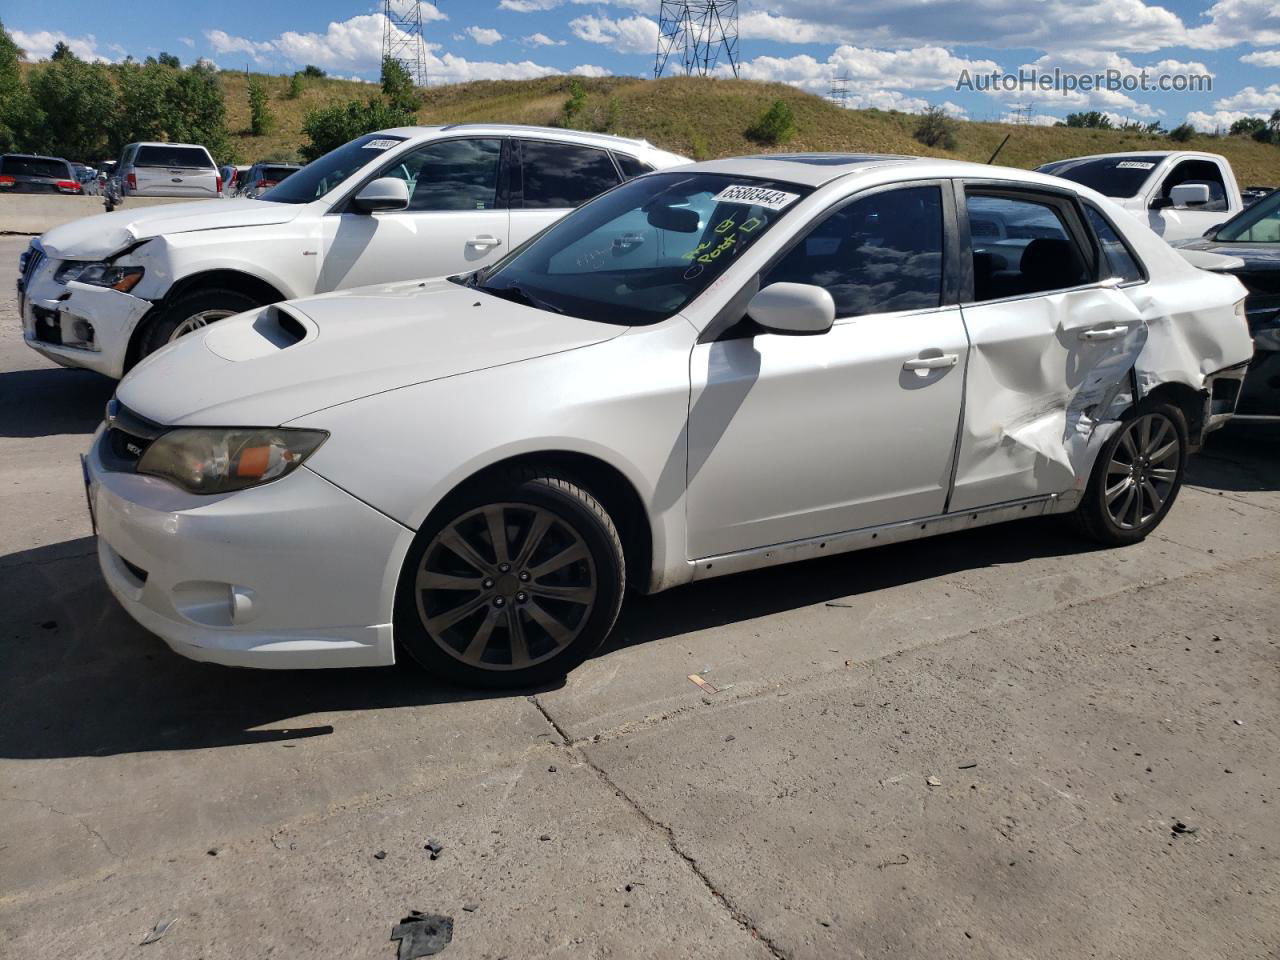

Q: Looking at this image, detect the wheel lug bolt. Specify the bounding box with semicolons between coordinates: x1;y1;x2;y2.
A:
519;571;530;582
493;597;506;608
483;578;495;589
516;592;527;603
498;562;511;573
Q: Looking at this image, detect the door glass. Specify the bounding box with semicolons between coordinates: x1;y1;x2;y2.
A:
386;139;502;211
764;185;944;318
521;141;621;209
1084;206;1144;283
1159;159;1228;212
614;153;654;180
966;193;1089;301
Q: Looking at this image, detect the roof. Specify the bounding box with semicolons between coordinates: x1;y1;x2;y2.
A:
1043;150;1223;164
377;124;655;151
672;153;1065;189
1;153;67;162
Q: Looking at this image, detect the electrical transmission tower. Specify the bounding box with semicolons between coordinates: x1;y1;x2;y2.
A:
654;0;740;79
829;74;850;107
383;0;432;87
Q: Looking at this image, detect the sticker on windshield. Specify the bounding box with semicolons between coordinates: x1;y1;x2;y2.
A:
1115;161;1156;170
362;139;401;150
711;184;800;211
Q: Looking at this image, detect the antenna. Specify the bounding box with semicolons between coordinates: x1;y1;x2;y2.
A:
383;0;433;87
655;0;739;79
829;74;850;107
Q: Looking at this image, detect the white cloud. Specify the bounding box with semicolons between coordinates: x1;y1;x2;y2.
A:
204;29;274;61
569;15;657;54
12;29;112;62
570;64;612;77
1241;50;1280;67
1185;109;1254;132
1186;0;1280;48
464;26;503;46
737;12;833;44
523;33;565;47
728;45;1001;100
499;0;560;10
1213;84;1280;111
178;37;194;48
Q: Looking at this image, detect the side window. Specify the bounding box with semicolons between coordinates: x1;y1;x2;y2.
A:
384;138;502;212
1160;159;1228;212
614;153;654;180
966;193;1089;302
521;140;621;209
763;185;945;319
1084;206;1144;284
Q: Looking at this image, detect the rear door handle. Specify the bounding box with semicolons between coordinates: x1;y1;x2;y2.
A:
467;235;502;249
1078;325;1130;341
903;354;959;371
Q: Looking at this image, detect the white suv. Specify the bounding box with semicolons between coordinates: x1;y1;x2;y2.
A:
20;126;687;378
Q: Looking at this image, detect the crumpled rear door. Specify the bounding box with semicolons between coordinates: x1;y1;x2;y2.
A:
950;284;1147;512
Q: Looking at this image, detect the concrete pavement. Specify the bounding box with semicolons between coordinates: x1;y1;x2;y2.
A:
1;235;1277;958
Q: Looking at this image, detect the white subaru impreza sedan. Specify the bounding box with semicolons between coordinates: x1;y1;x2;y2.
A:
18;125;687;378
84;154;1253;687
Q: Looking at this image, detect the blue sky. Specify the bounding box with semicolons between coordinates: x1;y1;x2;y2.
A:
7;0;1280;130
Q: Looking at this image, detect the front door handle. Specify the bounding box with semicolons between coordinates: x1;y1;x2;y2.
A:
466;235;502;249
903;353;959;372
1078;325;1130;341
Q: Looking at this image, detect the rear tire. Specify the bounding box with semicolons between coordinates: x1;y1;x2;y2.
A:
395;468;626;689
138;287;262;361
1074;399;1188;546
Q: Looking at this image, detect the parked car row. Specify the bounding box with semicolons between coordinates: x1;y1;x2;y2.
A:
12;126;1264;687
219;162;303;199
0;153;86;195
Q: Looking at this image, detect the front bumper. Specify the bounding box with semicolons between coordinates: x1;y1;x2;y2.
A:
86;428;414;668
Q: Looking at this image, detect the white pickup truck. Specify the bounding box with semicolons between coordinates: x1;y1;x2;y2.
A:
1037;151;1244;243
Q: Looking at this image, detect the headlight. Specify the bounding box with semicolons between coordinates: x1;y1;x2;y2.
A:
137;427;328;494
55;261;144;292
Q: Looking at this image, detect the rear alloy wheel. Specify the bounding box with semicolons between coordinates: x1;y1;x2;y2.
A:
1075;400;1187;546
396;472;625;688
138;287;263;362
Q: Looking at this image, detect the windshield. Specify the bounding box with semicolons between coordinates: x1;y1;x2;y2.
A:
1038;156;1164;198
469;173;811;325
135;146;214;168
260;134;406;204
1215;189;1280;243
2;156;69;178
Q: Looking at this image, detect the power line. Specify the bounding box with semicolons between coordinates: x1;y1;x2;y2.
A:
383;0;433;87
655;0;739;79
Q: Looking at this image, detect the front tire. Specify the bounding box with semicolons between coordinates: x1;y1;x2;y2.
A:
138;287;263;361
395;469;626;689
1074;399;1188;546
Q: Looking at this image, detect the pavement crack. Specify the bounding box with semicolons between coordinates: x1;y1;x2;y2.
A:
529;695;572;744
3;796;119;859
574;750;789;959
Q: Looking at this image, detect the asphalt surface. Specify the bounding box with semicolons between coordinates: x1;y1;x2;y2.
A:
1;234;1277;959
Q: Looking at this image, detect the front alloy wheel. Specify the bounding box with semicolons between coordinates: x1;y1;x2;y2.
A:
396;471;625;688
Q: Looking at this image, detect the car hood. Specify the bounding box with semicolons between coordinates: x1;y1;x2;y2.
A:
1173;236;1280;265
116;279;626;427
38;199;301;259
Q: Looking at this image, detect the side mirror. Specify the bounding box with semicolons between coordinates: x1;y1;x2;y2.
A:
747;283;836;336
352;177;409;213
1169;183;1211;208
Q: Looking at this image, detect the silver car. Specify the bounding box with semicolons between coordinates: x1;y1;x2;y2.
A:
106;142;220;210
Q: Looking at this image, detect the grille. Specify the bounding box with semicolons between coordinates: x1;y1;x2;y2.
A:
21;245;45;289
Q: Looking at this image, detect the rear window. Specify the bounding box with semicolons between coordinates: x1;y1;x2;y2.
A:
614;153;654;180
2;156;70;179
261;166;299;181
134;146;214;169
1037;156;1164;198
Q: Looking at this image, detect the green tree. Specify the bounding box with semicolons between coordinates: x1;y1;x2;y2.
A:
50;41;73;61
27;50;116;158
301;64;326;78
381;56;420;113
111;60;232;163
157;51;181;69
561;77;587;128
746;99;796;145
0;20;44;152
1064;111;1113;129
1168;122;1195;142
913;105;957;150
1229;116;1266;137
286;71;304;99
300;98;415;161
247;76;273;136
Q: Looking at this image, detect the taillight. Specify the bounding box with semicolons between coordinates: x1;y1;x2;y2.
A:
216;174;223;193
0;175;14;187
126;173;137;190
255;180;269;189
55;180;80;193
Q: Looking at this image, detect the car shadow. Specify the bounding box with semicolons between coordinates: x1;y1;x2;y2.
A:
1187;421;1280;493
0;367;114;438
0;517;1100;761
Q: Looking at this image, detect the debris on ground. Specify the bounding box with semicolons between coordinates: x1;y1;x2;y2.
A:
926;775;942;787
547;765;557;773
462;903;479;913
390;912;453;959
1172;821;1199;837
958;763;977;770
140;917;178;945
539;834;552;842
877;854;910;869
724;734;736;742
687;674;718;694
424;839;444;860
374;850;387;860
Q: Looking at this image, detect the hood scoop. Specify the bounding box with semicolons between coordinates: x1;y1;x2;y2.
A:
204;305;313;361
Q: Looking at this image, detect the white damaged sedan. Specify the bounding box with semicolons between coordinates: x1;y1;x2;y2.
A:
85;154;1254;686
